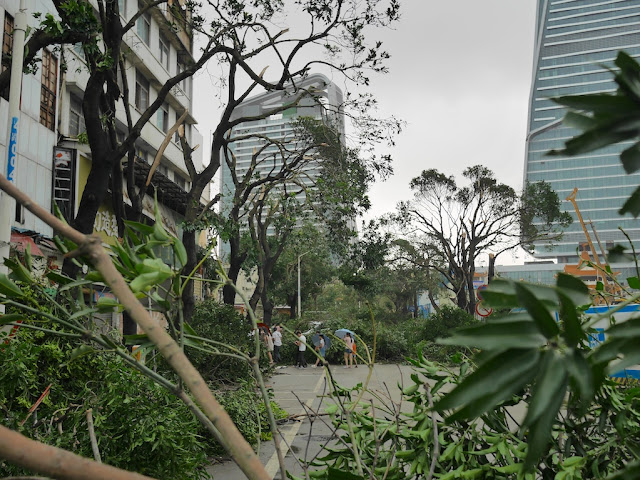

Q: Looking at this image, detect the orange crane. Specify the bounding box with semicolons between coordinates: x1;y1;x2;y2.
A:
564;188;621;301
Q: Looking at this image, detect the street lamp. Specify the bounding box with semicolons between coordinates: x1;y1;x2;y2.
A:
297;251;310;318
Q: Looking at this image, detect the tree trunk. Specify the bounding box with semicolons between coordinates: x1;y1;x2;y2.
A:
181;229;197;324
223;234;246;305
261;290;273;326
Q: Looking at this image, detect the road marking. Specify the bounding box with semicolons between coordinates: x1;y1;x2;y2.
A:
265;372;326;478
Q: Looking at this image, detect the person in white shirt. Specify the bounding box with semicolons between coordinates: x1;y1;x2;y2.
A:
295;330;307;368
272;325;283;363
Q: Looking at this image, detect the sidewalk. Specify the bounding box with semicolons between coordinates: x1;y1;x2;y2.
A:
206;363;415;480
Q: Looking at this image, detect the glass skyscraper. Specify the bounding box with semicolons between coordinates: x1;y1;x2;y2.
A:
525;0;640;262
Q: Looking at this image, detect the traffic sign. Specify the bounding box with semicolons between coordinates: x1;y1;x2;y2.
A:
475;301;493;317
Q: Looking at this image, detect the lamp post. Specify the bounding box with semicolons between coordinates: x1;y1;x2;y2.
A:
297;251;310;318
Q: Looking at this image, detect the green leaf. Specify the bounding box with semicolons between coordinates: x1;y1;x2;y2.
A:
516;284;559;339
68;308;98;322
69;344;95;361
130;271;169;293
607;318;640;338
84;271;105;282
433;349;540;413
524;374;567;471
172;238;188;267
522;350;568;428
550;128;635;157
552;94;639;114
606;341;640;374
627;277;640;289
621;142;640;174
559;292;584;348
563;111;598;130
4;258;33;284
0;273;24;298
446;365;537;422
123;220;155;236
46;271;74;285
58;279;94;293
619;186;640;217
565;350;595;406
96;296;122;312
437;321;547;350
0;313;24;325
556;273;591;307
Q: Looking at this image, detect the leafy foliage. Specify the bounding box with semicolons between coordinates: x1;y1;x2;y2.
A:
0;328;211;479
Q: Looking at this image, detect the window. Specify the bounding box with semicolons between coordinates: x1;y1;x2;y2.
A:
174;174;186;190
176;59;189;95
157;102;169;132
137;4;150;45
1;13;14;100
135;70;149;110
159;34;170;70
174;111;181;143
118;0;126;16
69;94;85;136
40;50;58;131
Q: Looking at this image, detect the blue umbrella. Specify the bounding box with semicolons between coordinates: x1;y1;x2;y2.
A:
334;328;355;339
311;333;332;349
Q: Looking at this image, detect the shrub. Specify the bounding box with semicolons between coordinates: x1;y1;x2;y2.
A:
0;329;211;480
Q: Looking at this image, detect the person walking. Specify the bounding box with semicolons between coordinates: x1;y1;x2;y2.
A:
343;333;354;368
295;330;307;368
312;334;326;368
272;325;282;363
260;328;274;364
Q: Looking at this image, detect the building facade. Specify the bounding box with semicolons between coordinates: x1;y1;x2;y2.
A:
218;73;345;256
0;0;205;247
0;1;208;331
525;0;640;262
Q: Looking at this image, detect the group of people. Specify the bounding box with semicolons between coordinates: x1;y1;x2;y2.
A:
260;324;357;369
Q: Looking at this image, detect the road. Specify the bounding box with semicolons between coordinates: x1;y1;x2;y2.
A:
206;363;418;480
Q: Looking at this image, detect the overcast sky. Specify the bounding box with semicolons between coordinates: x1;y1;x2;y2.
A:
192;1;539;261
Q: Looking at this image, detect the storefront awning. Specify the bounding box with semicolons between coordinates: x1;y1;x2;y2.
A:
10;232;45;257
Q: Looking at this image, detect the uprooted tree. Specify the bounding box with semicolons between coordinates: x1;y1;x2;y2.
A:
397;165;571;314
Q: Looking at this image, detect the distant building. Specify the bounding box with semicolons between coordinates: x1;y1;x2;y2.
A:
524;0;640;263
218;73;345;257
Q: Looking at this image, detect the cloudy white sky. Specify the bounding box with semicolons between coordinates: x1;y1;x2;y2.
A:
192;1;539;261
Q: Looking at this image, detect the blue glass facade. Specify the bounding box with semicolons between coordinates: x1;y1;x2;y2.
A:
525;0;640;261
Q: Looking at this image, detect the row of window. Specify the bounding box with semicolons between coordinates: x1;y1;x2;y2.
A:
135;2;190;96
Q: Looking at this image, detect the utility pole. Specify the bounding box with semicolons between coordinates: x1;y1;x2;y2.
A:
0;1;27;319
297;251;310;319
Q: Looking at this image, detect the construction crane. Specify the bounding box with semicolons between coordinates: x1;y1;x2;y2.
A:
565;187;621;300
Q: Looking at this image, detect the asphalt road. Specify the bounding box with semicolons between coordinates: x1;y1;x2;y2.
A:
206;363;419;480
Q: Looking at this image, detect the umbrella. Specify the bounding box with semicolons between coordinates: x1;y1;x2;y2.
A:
334;328;355;339
311;334;332;349
257;322;271;334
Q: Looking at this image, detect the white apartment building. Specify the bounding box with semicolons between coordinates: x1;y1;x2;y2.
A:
0;0;206;250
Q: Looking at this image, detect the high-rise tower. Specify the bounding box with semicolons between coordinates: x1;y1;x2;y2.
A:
525;0;640;262
218;73;345;255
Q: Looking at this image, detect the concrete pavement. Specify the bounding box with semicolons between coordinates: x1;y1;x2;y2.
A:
206;363;417;480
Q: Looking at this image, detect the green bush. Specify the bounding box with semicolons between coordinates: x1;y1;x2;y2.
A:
0;329;211;479
185;299;255;385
